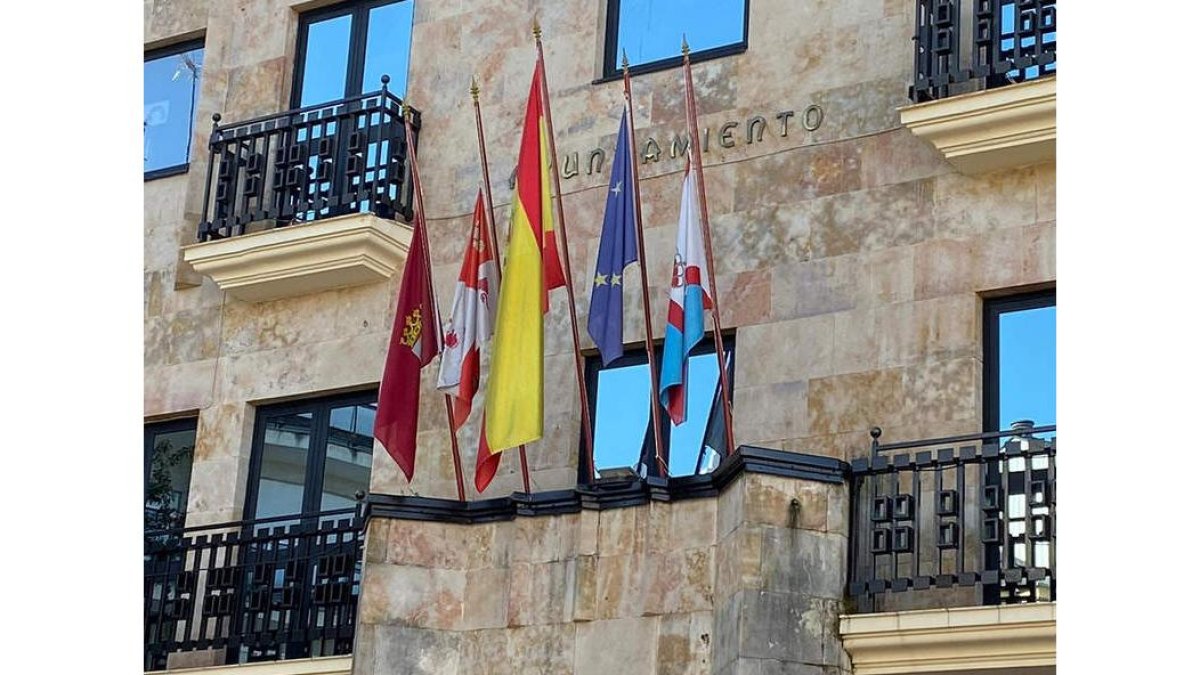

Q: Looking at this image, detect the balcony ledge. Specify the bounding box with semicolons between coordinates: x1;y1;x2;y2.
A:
839;603;1055;674
149;655;352;675
182;213;412;303
900;76;1056;175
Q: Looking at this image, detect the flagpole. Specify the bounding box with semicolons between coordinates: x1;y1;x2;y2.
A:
470;77;533;495
403;101;467;502
681;38;736;456
534;20;597;484
621;53;667;478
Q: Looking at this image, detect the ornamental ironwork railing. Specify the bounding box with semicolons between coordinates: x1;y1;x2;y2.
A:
911;0;1056;102
197;79;418;241
847;422;1055;613
143;507;364;671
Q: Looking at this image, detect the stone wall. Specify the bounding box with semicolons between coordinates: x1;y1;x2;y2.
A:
354;472;849;675
143;0;1054;554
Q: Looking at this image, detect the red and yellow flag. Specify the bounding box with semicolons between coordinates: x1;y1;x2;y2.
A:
482;59;565;453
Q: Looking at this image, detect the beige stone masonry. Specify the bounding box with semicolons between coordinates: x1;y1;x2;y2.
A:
838;602;1056;674
899;77;1056;175
182;213;413;303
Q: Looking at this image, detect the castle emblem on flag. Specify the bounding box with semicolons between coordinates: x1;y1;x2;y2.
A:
401;309;423;347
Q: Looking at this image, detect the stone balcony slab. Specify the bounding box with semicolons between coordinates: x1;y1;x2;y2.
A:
182;213;412;303
839;602;1055;674
899;77;1056;175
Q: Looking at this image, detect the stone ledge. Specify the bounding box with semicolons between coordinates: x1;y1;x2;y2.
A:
899;76;1056;175
839;603;1055;674
150;655;353;675
181;213;412;303
367;446;849;523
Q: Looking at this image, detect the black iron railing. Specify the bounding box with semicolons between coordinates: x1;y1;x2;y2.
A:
144;507;365;671
912;0;1056;102
848;422;1055;613
197;78;418;241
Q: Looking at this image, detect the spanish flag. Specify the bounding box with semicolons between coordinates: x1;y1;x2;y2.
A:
483;59;566;452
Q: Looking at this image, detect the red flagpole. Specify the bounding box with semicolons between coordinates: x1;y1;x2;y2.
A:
403;103;467;501
681;38;736;456
620;53;667;477
534;20;597;484
470;77;533;494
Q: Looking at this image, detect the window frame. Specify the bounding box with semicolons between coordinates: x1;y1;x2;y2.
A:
580;331;736;483
144;417;199;530
244;389;378;520
597;0;751;83
143;37;206;181
982;288;1056;432
290;0;409;109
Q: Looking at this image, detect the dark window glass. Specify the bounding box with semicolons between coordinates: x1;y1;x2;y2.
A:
144;419;197;530
985;291;1056;433
605;0;748;77
247;392;376;521
293;0;414;107
586;335;734;480
144;41;204;175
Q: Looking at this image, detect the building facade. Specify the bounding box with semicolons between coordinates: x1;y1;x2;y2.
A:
144;0;1056;673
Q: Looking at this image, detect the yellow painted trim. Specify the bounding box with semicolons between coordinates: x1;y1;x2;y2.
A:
899;76;1056;175
839;603;1055;674
182;213;413;303
150;655;353;675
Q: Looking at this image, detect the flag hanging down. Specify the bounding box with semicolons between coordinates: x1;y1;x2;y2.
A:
483;58;566;453
587;109;639;366
659;150;712;426
437;190;499;428
374;214;441;481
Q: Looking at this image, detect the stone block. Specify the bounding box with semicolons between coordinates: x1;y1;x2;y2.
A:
718;475;747;540
736;315;835;387
598;505;642;557
737;592;840;667
364;519;389;565
734;381;809;447
932;167;1039;238
572;554;598;622
657;611;716;675
760;529;846;600
461;567;511;630
716;525;764;603
859;245;916;308
643;547;716;615
359;563;464;629
573;617;658;675
743;475;830;532
771;254;858;323
901;356;981;424
594;553;645;619
371;624;460;675
508;623;577;674
507;560;571;627
456;628;511;675
808;368;905;435
809;181;934;260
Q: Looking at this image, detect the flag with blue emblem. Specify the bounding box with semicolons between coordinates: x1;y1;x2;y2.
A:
660;149;712;425
587;109;639;365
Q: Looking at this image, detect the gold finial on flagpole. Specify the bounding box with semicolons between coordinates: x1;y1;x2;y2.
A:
621;48;630;73
532;18;542;41
401;101;410;120
681;34;690;56
470;76;480;102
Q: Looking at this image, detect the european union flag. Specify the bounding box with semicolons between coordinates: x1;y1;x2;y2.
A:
587;110;639;366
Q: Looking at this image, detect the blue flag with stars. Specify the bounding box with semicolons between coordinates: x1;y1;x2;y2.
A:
587;109;639;366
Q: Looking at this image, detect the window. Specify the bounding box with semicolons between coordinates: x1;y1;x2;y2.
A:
246;391;377;522
584;334;735;480
144;39;205;178
292;0;415;108
984;290;1056;433
602;0;749;79
144;418;197;530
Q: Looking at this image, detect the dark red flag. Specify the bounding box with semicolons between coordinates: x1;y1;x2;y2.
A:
374;218;440;481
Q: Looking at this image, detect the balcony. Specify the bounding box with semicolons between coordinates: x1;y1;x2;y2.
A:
901;0;1057;174
143;507;364;672
182;86;419;303
840;423;1056;674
